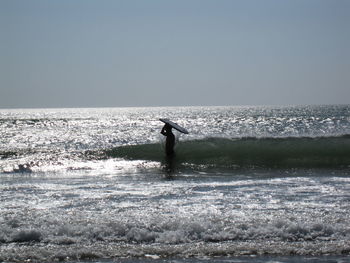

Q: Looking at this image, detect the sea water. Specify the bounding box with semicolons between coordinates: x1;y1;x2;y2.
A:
0;105;349;263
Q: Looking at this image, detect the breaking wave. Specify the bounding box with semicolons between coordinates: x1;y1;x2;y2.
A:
2;135;350;174
1;212;349;261
99;135;350;169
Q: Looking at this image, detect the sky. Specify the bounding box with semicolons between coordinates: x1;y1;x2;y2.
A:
0;0;349;108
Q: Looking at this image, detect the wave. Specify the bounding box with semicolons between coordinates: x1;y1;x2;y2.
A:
99;135;350;169
1;213;349;261
2;135;349;173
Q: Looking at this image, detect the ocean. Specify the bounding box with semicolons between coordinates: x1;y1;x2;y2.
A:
0;105;349;263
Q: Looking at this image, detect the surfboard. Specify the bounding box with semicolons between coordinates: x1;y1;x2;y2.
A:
159;118;189;134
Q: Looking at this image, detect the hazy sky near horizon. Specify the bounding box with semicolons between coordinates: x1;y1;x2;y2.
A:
1;0;349;108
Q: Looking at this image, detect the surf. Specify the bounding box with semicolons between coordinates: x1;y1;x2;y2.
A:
99;135;350;169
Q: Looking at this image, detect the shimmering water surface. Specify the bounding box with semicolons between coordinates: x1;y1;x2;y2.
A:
0;105;349;262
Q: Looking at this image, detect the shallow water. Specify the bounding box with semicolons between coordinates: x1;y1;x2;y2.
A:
0;105;349;262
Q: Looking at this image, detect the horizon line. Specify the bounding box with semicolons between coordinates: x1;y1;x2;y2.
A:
0;103;349;111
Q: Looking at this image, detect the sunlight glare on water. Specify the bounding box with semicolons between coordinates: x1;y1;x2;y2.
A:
0;105;349;262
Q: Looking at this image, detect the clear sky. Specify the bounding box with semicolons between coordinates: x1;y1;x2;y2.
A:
1;0;349;108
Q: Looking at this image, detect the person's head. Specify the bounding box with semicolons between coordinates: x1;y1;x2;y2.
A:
165;123;172;132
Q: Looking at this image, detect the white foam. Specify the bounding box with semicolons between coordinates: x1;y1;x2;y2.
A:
1;159;349;262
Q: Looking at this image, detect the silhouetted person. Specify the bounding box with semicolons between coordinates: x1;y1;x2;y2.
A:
161;123;175;156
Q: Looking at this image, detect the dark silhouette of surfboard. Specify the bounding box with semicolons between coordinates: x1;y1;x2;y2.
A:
159;118;189;134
